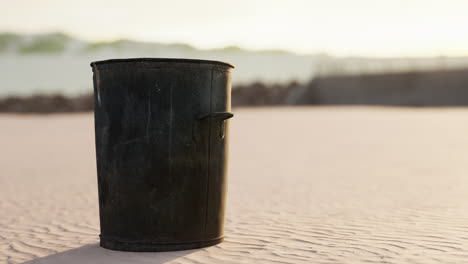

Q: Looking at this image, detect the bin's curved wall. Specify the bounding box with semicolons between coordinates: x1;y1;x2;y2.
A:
92;59;233;252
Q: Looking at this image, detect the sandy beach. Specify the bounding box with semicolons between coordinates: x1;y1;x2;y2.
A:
2;107;468;264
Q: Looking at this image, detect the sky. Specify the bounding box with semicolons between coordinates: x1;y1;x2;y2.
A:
1;0;468;57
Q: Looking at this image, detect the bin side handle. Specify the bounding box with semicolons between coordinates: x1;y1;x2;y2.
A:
197;112;234;121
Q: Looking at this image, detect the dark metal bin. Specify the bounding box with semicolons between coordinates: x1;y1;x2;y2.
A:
91;58;234;252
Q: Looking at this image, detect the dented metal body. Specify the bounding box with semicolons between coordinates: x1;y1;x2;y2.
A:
91;58;234;252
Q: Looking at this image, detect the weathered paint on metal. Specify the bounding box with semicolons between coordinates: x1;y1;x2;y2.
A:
91;58;234;252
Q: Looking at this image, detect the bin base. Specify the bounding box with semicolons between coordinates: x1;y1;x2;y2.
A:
100;236;224;252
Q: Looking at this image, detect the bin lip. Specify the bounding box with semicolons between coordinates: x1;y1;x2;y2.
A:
90;58;234;69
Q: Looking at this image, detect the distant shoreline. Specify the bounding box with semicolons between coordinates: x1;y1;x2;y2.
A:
3;68;468;113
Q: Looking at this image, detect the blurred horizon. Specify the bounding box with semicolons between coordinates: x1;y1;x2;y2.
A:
3;31;468;97
4;30;468;60
5;30;468;59
3;0;468;109
2;0;468;57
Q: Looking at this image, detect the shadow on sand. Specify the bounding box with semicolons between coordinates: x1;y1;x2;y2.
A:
22;243;200;264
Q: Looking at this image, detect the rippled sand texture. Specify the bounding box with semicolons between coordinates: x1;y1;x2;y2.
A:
2;107;468;264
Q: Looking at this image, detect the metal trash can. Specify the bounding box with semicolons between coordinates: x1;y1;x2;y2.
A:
91;58;234;252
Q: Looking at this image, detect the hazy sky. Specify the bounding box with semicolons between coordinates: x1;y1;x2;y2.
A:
2;0;468;57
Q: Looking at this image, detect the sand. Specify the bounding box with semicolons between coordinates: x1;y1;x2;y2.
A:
2;107;468;264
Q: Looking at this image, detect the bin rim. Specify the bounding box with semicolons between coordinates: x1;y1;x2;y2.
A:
90;58;234;69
